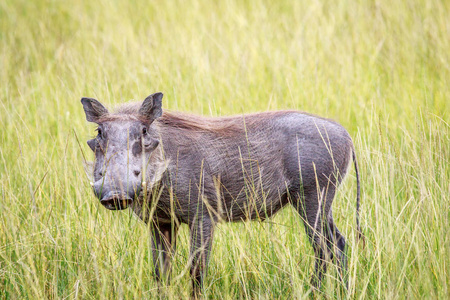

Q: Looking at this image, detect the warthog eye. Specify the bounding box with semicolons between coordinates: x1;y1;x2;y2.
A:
142;127;147;135
97;127;103;138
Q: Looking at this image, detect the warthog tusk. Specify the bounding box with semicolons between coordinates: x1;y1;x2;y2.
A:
90;182;94;187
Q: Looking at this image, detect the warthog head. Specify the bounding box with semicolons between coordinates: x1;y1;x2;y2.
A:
81;93;164;210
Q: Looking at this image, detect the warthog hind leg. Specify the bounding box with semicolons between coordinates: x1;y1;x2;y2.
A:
326;212;348;287
293;186;348;289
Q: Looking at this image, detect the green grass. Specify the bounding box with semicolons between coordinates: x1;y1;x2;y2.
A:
0;0;449;298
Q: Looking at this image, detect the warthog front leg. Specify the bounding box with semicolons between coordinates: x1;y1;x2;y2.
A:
189;216;215;298
150;221;178;283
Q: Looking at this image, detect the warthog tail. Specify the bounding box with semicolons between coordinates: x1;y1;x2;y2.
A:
352;148;365;246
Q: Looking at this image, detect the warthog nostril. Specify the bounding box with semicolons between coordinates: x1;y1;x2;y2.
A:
100;192;133;211
133;170;141;177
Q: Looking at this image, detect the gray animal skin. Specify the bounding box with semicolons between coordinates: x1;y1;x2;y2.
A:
81;92;362;297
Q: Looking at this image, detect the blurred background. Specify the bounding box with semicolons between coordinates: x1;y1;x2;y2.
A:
0;0;448;298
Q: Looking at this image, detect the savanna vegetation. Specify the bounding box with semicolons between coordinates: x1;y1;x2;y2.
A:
0;0;448;298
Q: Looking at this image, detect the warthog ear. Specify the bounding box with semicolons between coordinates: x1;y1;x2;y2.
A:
139;92;163;122
81;97;109;123
87;138;97;152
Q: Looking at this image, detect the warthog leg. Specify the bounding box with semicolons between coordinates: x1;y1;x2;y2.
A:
294;185;348;289
150;221;179;283
189;216;215;298
326;212;348;287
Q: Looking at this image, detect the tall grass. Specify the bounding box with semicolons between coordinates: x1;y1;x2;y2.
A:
0;0;448;298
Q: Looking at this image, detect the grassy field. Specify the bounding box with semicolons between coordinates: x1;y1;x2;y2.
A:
0;0;449;298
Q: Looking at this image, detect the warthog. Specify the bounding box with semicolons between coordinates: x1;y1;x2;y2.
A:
81;92;362;295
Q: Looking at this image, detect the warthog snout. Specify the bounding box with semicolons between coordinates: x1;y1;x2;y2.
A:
100;191;135;210
92;178;141;210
